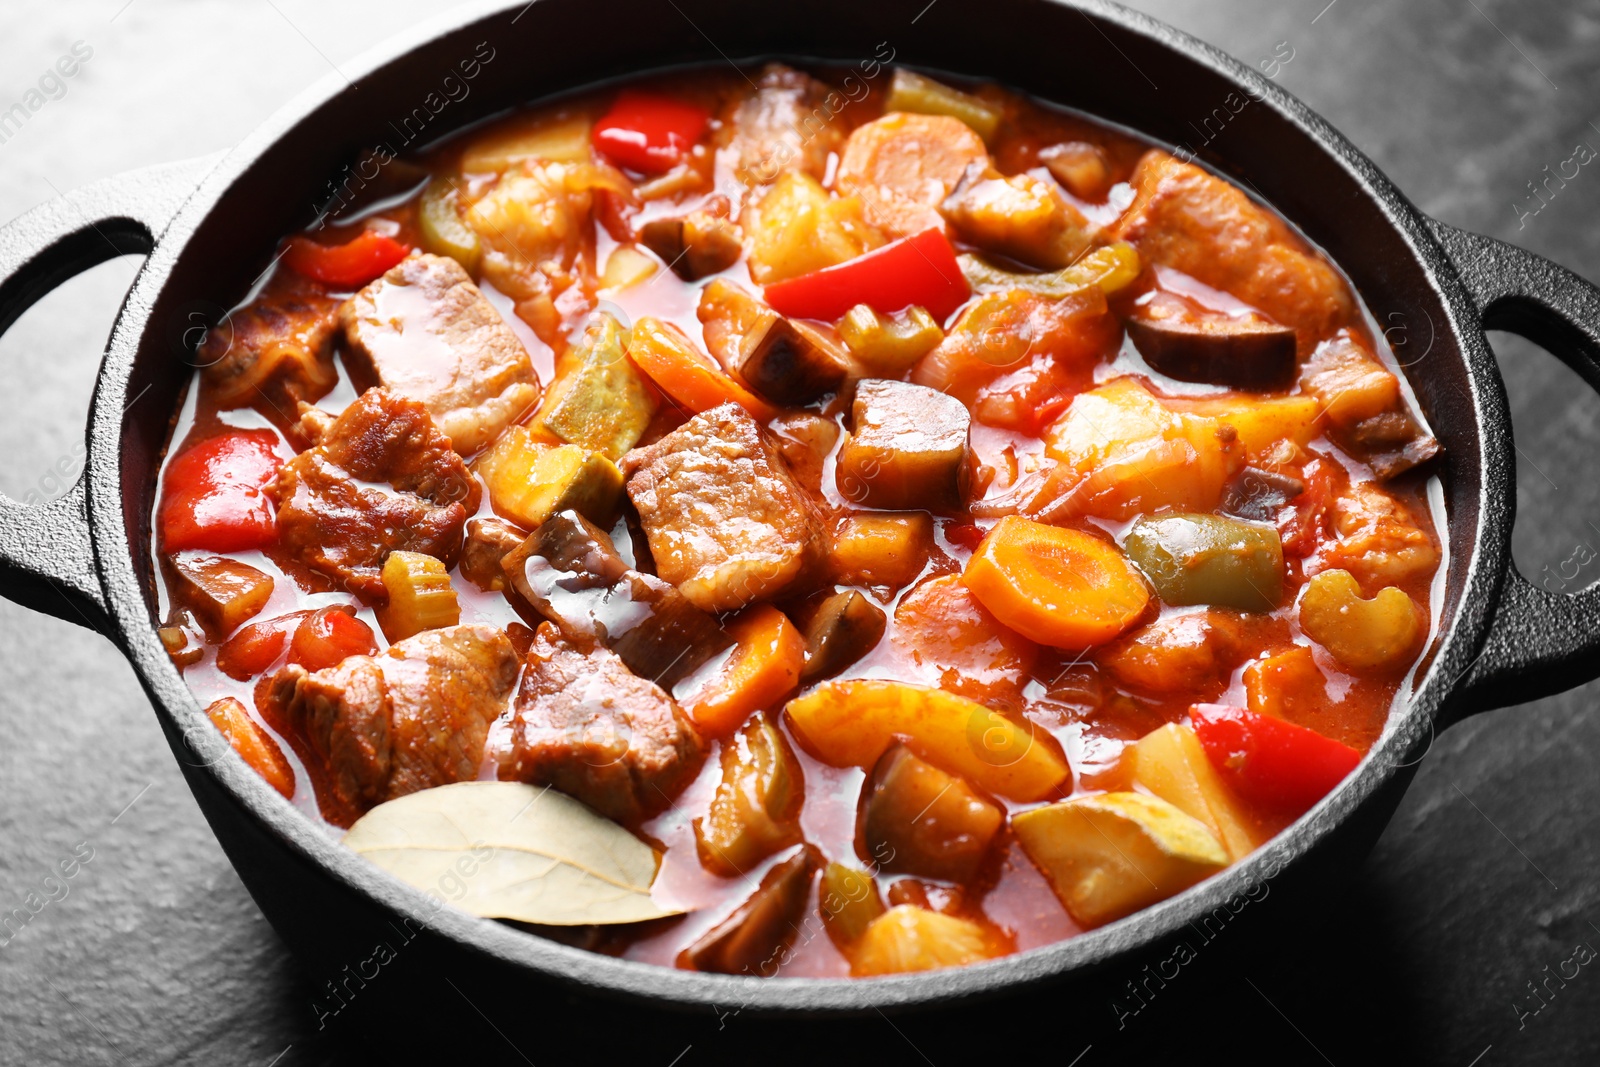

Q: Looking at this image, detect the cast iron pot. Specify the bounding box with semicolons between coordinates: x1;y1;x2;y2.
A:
2;0;1599;1021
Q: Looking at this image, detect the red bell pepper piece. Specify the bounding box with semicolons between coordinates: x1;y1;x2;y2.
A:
592;91;711;175
1190;703;1363;816
216;610;310;681
160;430;284;553
282;230;410;289
763;228;971;324
288;607;378;672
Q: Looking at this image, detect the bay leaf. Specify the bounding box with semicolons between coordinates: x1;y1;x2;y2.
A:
343;781;682;926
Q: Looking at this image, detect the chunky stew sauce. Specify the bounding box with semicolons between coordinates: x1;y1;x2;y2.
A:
153;63;1445;978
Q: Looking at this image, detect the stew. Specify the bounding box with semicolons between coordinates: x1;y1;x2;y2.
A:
152;61;1444;979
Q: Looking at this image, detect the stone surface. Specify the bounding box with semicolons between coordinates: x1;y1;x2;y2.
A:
2;1;1599;1063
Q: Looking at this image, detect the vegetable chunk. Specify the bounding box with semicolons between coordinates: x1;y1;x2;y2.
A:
884;69;1002;141
1191;704;1362;815
1125;298;1297;390
836;112;990;237
798;589;887;681
963;516;1150;649
1013;792;1228;927
784;679;1069;801
836;379;971;512
891;574;1037;702
623;403;828;612
829;513;933;590
169;554;274;639
474;428;625;531
860;745;1003;882
695;714;805;876
537;310;658;460
377;551;460;643
501;510;732;689
1123;513;1284;612
940;163;1095;270
1298;569;1423;671
683;605;807;737
747;172;883;285
685;847;817;975
1130;723;1259;861
1040;377;1242;522
204;696;295;799
852;905;999;976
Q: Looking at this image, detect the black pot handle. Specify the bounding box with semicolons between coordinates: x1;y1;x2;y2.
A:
1428;218;1600;714
0;157;213;635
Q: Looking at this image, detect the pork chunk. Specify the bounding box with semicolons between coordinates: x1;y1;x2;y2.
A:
1109;150;1354;349
201;289;340;410
271;388;480;598
499;626;704;824
268;624;518;816
622;403;827;612
340;253;541;455
718;64;847;192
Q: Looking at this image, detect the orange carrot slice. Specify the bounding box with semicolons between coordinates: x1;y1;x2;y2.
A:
685;604;806;736
628;316;777;421
962;515;1149;648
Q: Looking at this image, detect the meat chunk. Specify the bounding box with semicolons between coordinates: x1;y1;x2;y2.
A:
267;624;518;816
718;63;846;191
1317;480;1440;591
1096;610;1282;699
460;517;526;593
836;113;990;237
499;625;704;824
623;403;827;612
340;252;541;455
271;388;479;599
836;379;971;512
1109;150;1353;349
1300;331;1439;479
200;289;339;410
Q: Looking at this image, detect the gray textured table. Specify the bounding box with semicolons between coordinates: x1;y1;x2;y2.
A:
1;1;1597;1063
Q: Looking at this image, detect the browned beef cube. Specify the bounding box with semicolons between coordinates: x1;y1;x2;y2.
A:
267;624;519;816
460;517;526;593
622;403;827;612
340;253;541;455
499;625;704;824
717;63;845;190
836;379;971;512
200;288;340;410
271;388;480;599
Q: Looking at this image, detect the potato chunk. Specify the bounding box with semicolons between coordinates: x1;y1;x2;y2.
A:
169;554;274;639
860;745;1003;883
852;905;999;976
1130;724;1259;862
1041;377;1241;522
836;379;971;512
784;679;1068;801
1013;791;1228;927
747;172;882;284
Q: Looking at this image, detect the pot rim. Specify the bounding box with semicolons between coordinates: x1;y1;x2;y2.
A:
83;0;1512;1013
